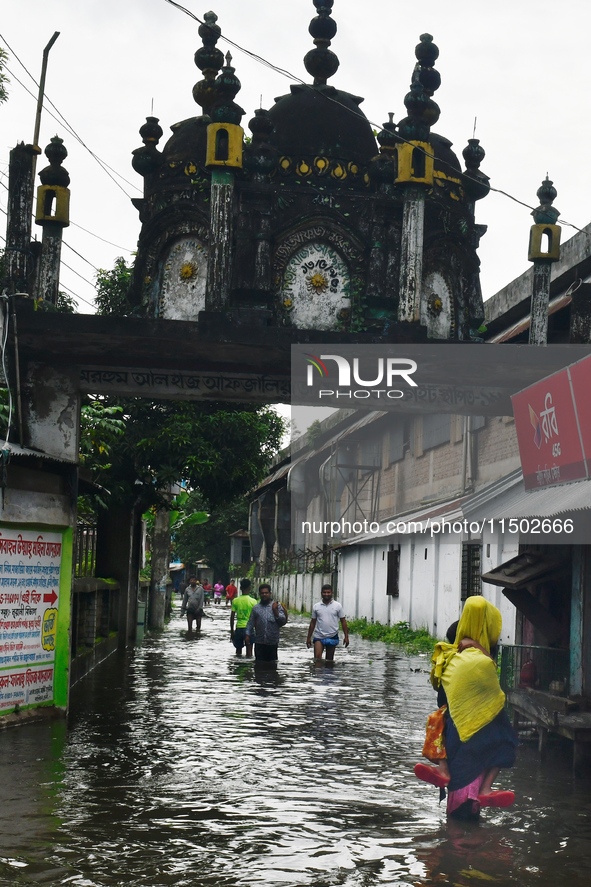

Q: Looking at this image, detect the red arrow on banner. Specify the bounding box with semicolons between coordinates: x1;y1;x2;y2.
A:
43;590;58;606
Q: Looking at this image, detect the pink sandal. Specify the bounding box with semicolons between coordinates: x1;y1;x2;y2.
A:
414;762;450;788
477;790;515;808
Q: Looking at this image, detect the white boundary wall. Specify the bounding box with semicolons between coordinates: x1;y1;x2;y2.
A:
337;525;518;644
261;574;335;615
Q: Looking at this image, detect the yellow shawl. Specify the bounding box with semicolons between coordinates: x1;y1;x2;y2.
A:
430;596;505;742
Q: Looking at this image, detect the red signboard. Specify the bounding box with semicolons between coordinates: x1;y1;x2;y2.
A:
567;354;591;474
512;365;587;490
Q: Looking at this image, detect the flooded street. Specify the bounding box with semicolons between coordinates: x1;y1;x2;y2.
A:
1;603;591;887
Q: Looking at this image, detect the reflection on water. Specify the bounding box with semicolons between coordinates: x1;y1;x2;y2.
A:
0;605;590;886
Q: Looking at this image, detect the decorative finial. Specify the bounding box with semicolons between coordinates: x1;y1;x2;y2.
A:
132;117;164;177
532;176;560;225
376;112;399;153
304;0;339;86
193;11;225;115
39;136;70;187
244;108;276;181
462;138;485;172
462;138;489;201
211;50;244;124
397;34;441;142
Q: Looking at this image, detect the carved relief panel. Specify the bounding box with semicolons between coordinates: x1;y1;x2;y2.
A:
160;237;208;321
278;242;350;330
421;270;453;340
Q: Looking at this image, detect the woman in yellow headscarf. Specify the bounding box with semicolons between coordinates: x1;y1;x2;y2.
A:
427;596;518;819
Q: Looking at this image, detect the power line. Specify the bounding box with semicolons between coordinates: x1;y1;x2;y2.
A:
0;33;141;199
60;257;95;288
1;210;109;273
57;280;95;311
163;0;589;238
0;229;96;310
3;61;135;200
62;240;99;271
2;177;134;250
70;221;134;253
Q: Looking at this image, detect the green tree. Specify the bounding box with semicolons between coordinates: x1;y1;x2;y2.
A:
34;290;78;313
168;490;209;534
0;388;11;439
79;397;126;472
172;490;249;582
0;48;9;105
94;257;134;316
96;397;284;510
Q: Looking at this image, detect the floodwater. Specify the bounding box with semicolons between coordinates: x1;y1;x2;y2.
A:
1;603;591;887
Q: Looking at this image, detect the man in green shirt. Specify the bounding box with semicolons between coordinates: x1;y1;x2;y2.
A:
230;579;259;656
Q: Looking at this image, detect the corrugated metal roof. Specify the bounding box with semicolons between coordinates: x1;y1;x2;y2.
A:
338;470;591;547
250;460;291;493
336;493;469;546
255;411;389;495
480;477;591;519
2;442;75;464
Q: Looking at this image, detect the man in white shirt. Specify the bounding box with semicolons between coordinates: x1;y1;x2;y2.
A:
306;584;349;661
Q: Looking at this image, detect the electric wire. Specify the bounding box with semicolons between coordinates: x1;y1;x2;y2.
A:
2;176;134;252
59;258;95;288
62;240;99;271
58;281;96;311
2;0;590;318
163;0;590;238
0;33;141;198
2;60;136;200
0;216;97;311
70;222;133;253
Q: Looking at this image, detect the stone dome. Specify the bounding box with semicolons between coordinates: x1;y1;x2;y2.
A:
267;84;377;186
161;116;209;169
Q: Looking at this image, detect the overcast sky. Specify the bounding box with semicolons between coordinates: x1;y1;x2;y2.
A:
2;0;590;316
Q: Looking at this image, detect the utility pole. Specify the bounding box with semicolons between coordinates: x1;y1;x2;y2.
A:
32;32;60;179
2;33;59;296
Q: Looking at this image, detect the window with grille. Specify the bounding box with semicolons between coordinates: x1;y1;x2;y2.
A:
422;413;451;450
461;543;482;600
388;424;405;464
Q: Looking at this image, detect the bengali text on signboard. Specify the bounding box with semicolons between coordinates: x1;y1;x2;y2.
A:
0;529;62;711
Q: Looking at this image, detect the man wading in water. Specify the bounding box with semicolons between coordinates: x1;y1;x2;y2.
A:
245;584;287;663
306;584;349;662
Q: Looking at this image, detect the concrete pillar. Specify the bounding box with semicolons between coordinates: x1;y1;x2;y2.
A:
253;204;272;292
205;168;234;308
96;503;142;649
34;136;71;305
568;283;591;343
3;143;40;294
528;177;561;346
36;225;63;304
397;187;425;323
529;262;552;345
21;363;80;461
